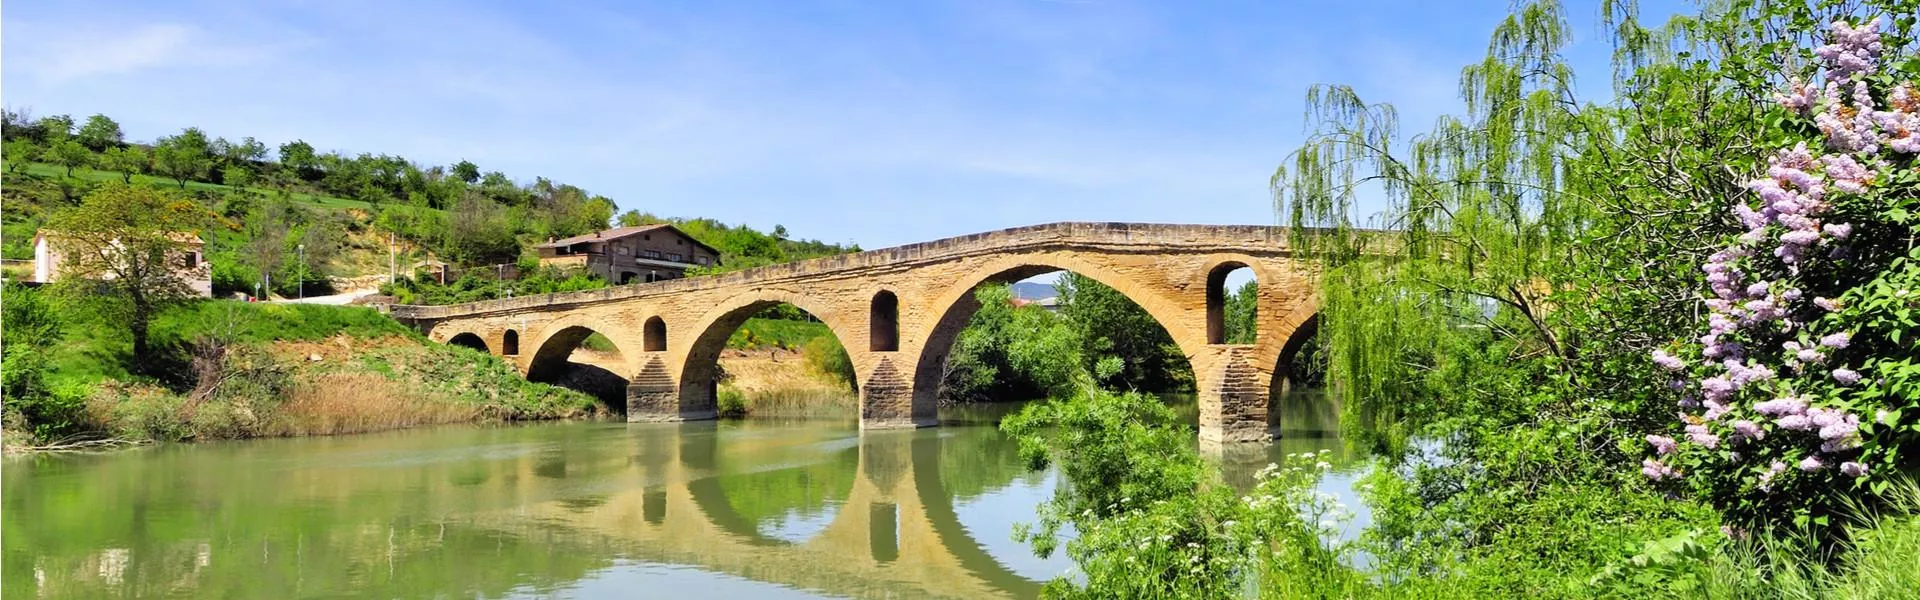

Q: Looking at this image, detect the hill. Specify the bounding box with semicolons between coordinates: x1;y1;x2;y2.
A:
1;110;858;299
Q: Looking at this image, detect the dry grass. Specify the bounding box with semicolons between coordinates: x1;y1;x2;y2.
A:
269;372;482;436
719;350;847;396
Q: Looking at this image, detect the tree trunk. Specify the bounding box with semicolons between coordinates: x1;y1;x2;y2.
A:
130;312;151;366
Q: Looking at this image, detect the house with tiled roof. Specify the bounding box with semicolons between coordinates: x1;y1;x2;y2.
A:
535;224;720;283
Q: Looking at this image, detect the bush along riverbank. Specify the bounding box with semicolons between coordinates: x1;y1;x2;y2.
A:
2;284;601;451
996;2;1920;597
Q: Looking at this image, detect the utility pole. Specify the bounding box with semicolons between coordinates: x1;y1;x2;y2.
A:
388;232;396;284
297;244;306;300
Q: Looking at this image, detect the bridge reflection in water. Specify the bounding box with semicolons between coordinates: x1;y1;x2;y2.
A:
470;421;1049;599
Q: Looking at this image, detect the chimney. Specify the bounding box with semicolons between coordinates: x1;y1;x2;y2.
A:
547;236;555;243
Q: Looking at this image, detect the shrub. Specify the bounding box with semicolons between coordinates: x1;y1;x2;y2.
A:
716;385;747;418
802;335;854;390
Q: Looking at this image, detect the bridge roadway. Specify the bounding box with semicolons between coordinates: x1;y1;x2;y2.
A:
391;222;1330;443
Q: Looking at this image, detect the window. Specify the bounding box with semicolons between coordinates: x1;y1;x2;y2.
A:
695;256;710;265
644;250;661;259
616;246;630;255
667;253;682;262
181;251;200;269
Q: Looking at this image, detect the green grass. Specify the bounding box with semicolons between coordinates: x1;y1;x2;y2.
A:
728;317;834;350
9;162;377;211
150;301;414;344
44;298;416;388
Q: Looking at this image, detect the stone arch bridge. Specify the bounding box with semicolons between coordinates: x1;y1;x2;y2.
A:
389;222;1330;443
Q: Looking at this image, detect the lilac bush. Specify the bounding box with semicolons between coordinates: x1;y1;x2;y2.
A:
1645;17;1920;526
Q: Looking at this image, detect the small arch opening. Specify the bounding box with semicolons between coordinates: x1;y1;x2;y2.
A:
644;316;667;352
502;330;520;356
870;290;899;352
447;332;489;353
1207;263;1258;344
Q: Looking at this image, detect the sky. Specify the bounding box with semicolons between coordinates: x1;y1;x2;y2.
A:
3;0;1685;250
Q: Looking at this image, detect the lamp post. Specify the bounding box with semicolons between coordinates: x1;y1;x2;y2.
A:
297;244;306;300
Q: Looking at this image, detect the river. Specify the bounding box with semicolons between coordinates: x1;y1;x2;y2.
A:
2;393;1364;599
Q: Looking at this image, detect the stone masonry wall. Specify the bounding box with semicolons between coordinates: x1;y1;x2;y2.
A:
393;222;1350;442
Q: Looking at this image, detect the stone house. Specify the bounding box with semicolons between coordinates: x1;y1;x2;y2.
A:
31;231;214;297
534;224;721;283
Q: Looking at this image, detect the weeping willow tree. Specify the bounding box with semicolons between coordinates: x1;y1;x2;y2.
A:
1271;0;1900;450
1275;1;1618;444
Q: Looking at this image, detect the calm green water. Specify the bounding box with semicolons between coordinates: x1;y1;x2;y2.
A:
3;395;1361;599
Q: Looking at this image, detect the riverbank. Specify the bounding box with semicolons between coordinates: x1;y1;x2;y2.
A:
1;290;602;453
715;348;857;418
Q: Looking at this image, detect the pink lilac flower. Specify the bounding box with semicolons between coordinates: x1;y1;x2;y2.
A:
1832;368;1862;385
1731;420;1765;442
1813;18;1883;79
1703;400;1731;421
1777;79;1818;113
1823;223;1853;240
1814;297;1842;312
1820;155;1872;194
1754;396;1808;417
1819;332;1850;349
1647;434;1679;456
1651;349;1686;371
1799;456;1826;471
1642;458;1679;481
1840;462;1868;477
1685;424;1721;449
1777;414;1814;431
1759;460;1788;491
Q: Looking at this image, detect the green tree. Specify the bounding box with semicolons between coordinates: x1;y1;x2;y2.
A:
153;129;214;188
277;139;318;179
100;146;149;183
4;139;41;172
451;159;480;183
48;138;92;177
37;114;73;141
1222;279;1258;344
75;114;123;151
45;183;210;362
1057;272;1190;392
616;210;653;227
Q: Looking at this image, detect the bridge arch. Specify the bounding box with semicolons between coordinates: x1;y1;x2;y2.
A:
524;314;640;410
676;288;867;417
904;252;1203;423
447;331;489;353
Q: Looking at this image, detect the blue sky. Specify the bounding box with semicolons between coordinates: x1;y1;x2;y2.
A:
4;0;1682;249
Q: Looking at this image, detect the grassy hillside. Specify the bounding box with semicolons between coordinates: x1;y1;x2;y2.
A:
3;287;601;449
